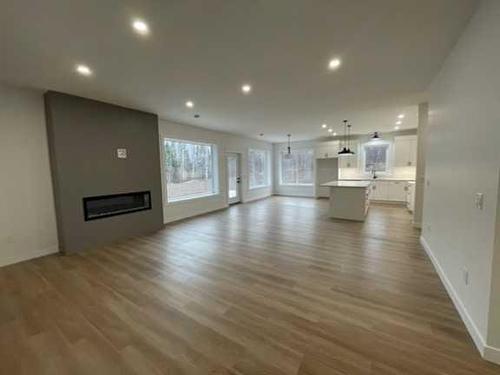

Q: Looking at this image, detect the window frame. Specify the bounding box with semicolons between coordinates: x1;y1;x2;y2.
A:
163;138;220;203
248;148;270;190
361;140;392;176
278;147;315;186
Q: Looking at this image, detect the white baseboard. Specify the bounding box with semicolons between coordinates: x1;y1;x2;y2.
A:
0;245;59;268
484;345;500;364
419;237;484;352
420;236;500;365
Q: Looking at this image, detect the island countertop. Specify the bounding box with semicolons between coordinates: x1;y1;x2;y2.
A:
321;180;372;188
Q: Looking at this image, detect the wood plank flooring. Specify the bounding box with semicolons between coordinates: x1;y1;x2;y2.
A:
1;197;499;374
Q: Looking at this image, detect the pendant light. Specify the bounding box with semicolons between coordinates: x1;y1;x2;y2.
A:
338;120;350;156
284;134;292;159
338;120;355;156
346;123;355;155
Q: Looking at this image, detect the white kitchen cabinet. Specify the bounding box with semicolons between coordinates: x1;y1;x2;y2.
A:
370;180;408;202
315;141;339;159
394;135;417;167
370;180;388;200
387;181;407;201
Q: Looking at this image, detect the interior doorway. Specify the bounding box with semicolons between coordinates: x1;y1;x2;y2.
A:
226;153;241;204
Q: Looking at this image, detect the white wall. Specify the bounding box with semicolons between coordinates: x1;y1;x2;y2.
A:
413;102;428;227
273;140;317;197
159;119;273;223
0;84;58;266
421;0;500;362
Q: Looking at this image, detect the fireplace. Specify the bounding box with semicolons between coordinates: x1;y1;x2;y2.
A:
83;191;151;221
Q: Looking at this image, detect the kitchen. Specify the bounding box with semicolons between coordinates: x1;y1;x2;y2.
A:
316;130;417;222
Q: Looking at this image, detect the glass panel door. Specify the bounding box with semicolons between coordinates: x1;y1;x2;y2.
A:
226;153;241;204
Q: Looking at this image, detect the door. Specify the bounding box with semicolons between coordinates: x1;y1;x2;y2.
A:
226;153;241;204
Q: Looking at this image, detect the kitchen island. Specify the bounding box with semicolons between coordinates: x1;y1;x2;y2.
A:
321;180;372;221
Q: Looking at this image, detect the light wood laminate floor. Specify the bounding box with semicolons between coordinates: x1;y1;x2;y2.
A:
1;197;499;374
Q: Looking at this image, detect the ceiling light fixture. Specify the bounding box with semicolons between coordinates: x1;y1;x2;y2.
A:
75;64;92;76
398;114;405;119
132;19;150;35
241;84;252;94
328;128;333;133
333;132;337;136
396;120;402;125
185;100;194;108
394;126;400;130
371;131;381;140
328;58;341;70
322;124;327;129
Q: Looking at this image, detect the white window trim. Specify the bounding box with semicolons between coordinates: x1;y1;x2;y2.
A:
278;147;314;186
361;140;393;177
163;138;220;203
248;148;271;190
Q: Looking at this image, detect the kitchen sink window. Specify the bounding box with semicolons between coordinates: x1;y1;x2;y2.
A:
362;142;391;175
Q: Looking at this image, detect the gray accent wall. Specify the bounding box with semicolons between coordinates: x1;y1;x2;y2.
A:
45;91;164;253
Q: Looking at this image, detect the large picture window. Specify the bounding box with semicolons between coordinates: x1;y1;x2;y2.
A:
280;148;314;185
248;149;269;189
164;139;218;202
363;142;390;173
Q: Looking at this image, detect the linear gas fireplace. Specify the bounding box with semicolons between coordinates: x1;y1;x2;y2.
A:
83;191;151;221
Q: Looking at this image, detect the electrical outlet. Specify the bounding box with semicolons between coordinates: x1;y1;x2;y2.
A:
475;193;484;210
462;267;469;286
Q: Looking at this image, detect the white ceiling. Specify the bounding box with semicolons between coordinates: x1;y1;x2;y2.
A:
0;0;478;142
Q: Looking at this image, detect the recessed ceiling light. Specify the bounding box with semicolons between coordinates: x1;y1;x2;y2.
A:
398;114;405;119
322;124;327;129
132;19;150;35
333;132;337;136
394;126;400;130
396;120;402;125
328;128;333;133
328;58;341;70
241;84;252;94
75;64;92;76
185;100;194;108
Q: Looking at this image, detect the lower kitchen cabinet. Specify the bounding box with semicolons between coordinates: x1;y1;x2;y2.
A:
370;180;409;202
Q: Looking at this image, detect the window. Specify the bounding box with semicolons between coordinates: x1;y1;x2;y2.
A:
248;149;269;189
163;139;218;202
280;148;314;185
363;142;390;173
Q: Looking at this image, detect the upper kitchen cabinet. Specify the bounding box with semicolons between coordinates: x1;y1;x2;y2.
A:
315;140;340;159
394;135;417;167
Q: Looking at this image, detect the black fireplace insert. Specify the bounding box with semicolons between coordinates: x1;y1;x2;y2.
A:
83;191;151;221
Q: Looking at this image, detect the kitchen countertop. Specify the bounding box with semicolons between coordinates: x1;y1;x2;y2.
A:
340;178;416;182
321;181;372;188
